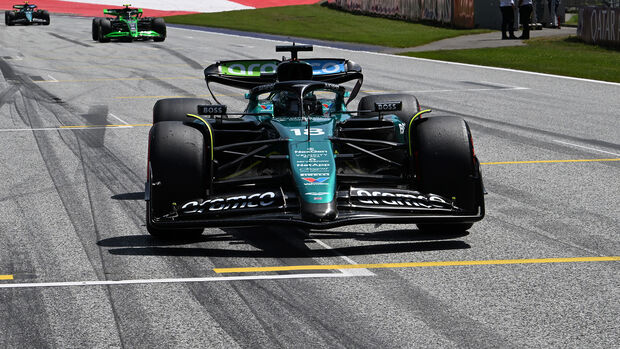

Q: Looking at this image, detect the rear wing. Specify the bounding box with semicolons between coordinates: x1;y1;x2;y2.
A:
103;8;142;16
204;58;363;104
204;58;362;89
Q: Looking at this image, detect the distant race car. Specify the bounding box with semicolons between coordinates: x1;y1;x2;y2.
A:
145;44;485;238
5;2;50;26
92;4;166;42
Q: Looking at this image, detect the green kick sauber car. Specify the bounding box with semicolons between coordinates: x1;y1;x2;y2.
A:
91;4;166;43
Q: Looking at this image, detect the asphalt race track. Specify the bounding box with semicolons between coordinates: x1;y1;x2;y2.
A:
0;15;618;348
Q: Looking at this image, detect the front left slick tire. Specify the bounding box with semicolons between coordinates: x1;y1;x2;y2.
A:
147;121;207;238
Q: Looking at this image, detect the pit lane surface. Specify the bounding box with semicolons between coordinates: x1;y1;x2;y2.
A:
0;15;618;348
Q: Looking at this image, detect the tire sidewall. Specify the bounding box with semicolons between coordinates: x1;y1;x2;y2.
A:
413;115;478;212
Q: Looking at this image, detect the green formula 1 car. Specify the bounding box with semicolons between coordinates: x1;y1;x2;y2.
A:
91;4;165;42
145;44;485;238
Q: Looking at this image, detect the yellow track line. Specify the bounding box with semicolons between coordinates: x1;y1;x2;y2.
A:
482;158;620;165
214;256;620;273
0;275;14;280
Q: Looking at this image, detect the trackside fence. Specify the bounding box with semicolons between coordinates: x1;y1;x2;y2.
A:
326;0;565;29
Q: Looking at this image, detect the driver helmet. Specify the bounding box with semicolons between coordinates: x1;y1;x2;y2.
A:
272;91;300;117
302;93;324;116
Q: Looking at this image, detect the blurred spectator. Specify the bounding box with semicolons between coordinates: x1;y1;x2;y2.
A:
500;0;518;39
519;0;533;39
549;0;561;28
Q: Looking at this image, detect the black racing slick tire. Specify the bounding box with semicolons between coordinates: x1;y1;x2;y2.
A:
92;18;101;40
147;121;207;238
41;10;50;25
152;17;166;42
357;93;421;122
153;98;211;123
414;116;482;232
6;11;15;26
98;19;112;43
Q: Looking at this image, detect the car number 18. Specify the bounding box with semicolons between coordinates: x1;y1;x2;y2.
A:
290;128;325;136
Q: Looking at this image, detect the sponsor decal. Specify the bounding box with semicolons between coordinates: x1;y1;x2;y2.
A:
220;60;278;77
181;192;280;214
306;59;346;76
577;7;620;47
303;177;329;183
374;101;402;112
305;192;330;196
198;104;227;115
351;189;450;209
399;123;405;134
218;59;346;77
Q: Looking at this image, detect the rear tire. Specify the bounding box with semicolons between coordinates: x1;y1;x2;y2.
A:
92;18;101;40
153;98;211;124
152;17;166;42
414;116;482;231
357;93;421;122
98;19;111;43
147;121;207;238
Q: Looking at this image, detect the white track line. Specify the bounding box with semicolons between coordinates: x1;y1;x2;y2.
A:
399;87;528;94
0;127;64;132
0;126;134;132
0;272;357;289
312;238;375;276
108;113;132;125
47;74;58;82
554;140;620;157
169;26;620;87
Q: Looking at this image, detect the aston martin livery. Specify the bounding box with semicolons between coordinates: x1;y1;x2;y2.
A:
145;44;485;238
92;4;165;42
5;2;50;26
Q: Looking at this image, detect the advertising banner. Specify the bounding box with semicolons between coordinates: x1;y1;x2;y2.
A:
577;7;620;47
453;0;474;28
331;0;453;25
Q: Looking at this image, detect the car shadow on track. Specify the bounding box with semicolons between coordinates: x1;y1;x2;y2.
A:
97;226;470;258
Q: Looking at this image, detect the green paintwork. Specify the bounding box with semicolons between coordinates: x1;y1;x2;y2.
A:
102;7;163;39
191;85;409;205
105;30;161;38
270;118;337;204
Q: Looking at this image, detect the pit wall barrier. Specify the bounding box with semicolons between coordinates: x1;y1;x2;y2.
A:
577;6;620;47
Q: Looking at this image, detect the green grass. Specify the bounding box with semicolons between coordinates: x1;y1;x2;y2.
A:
402;36;620;83
165;4;491;48
565;13;578;27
